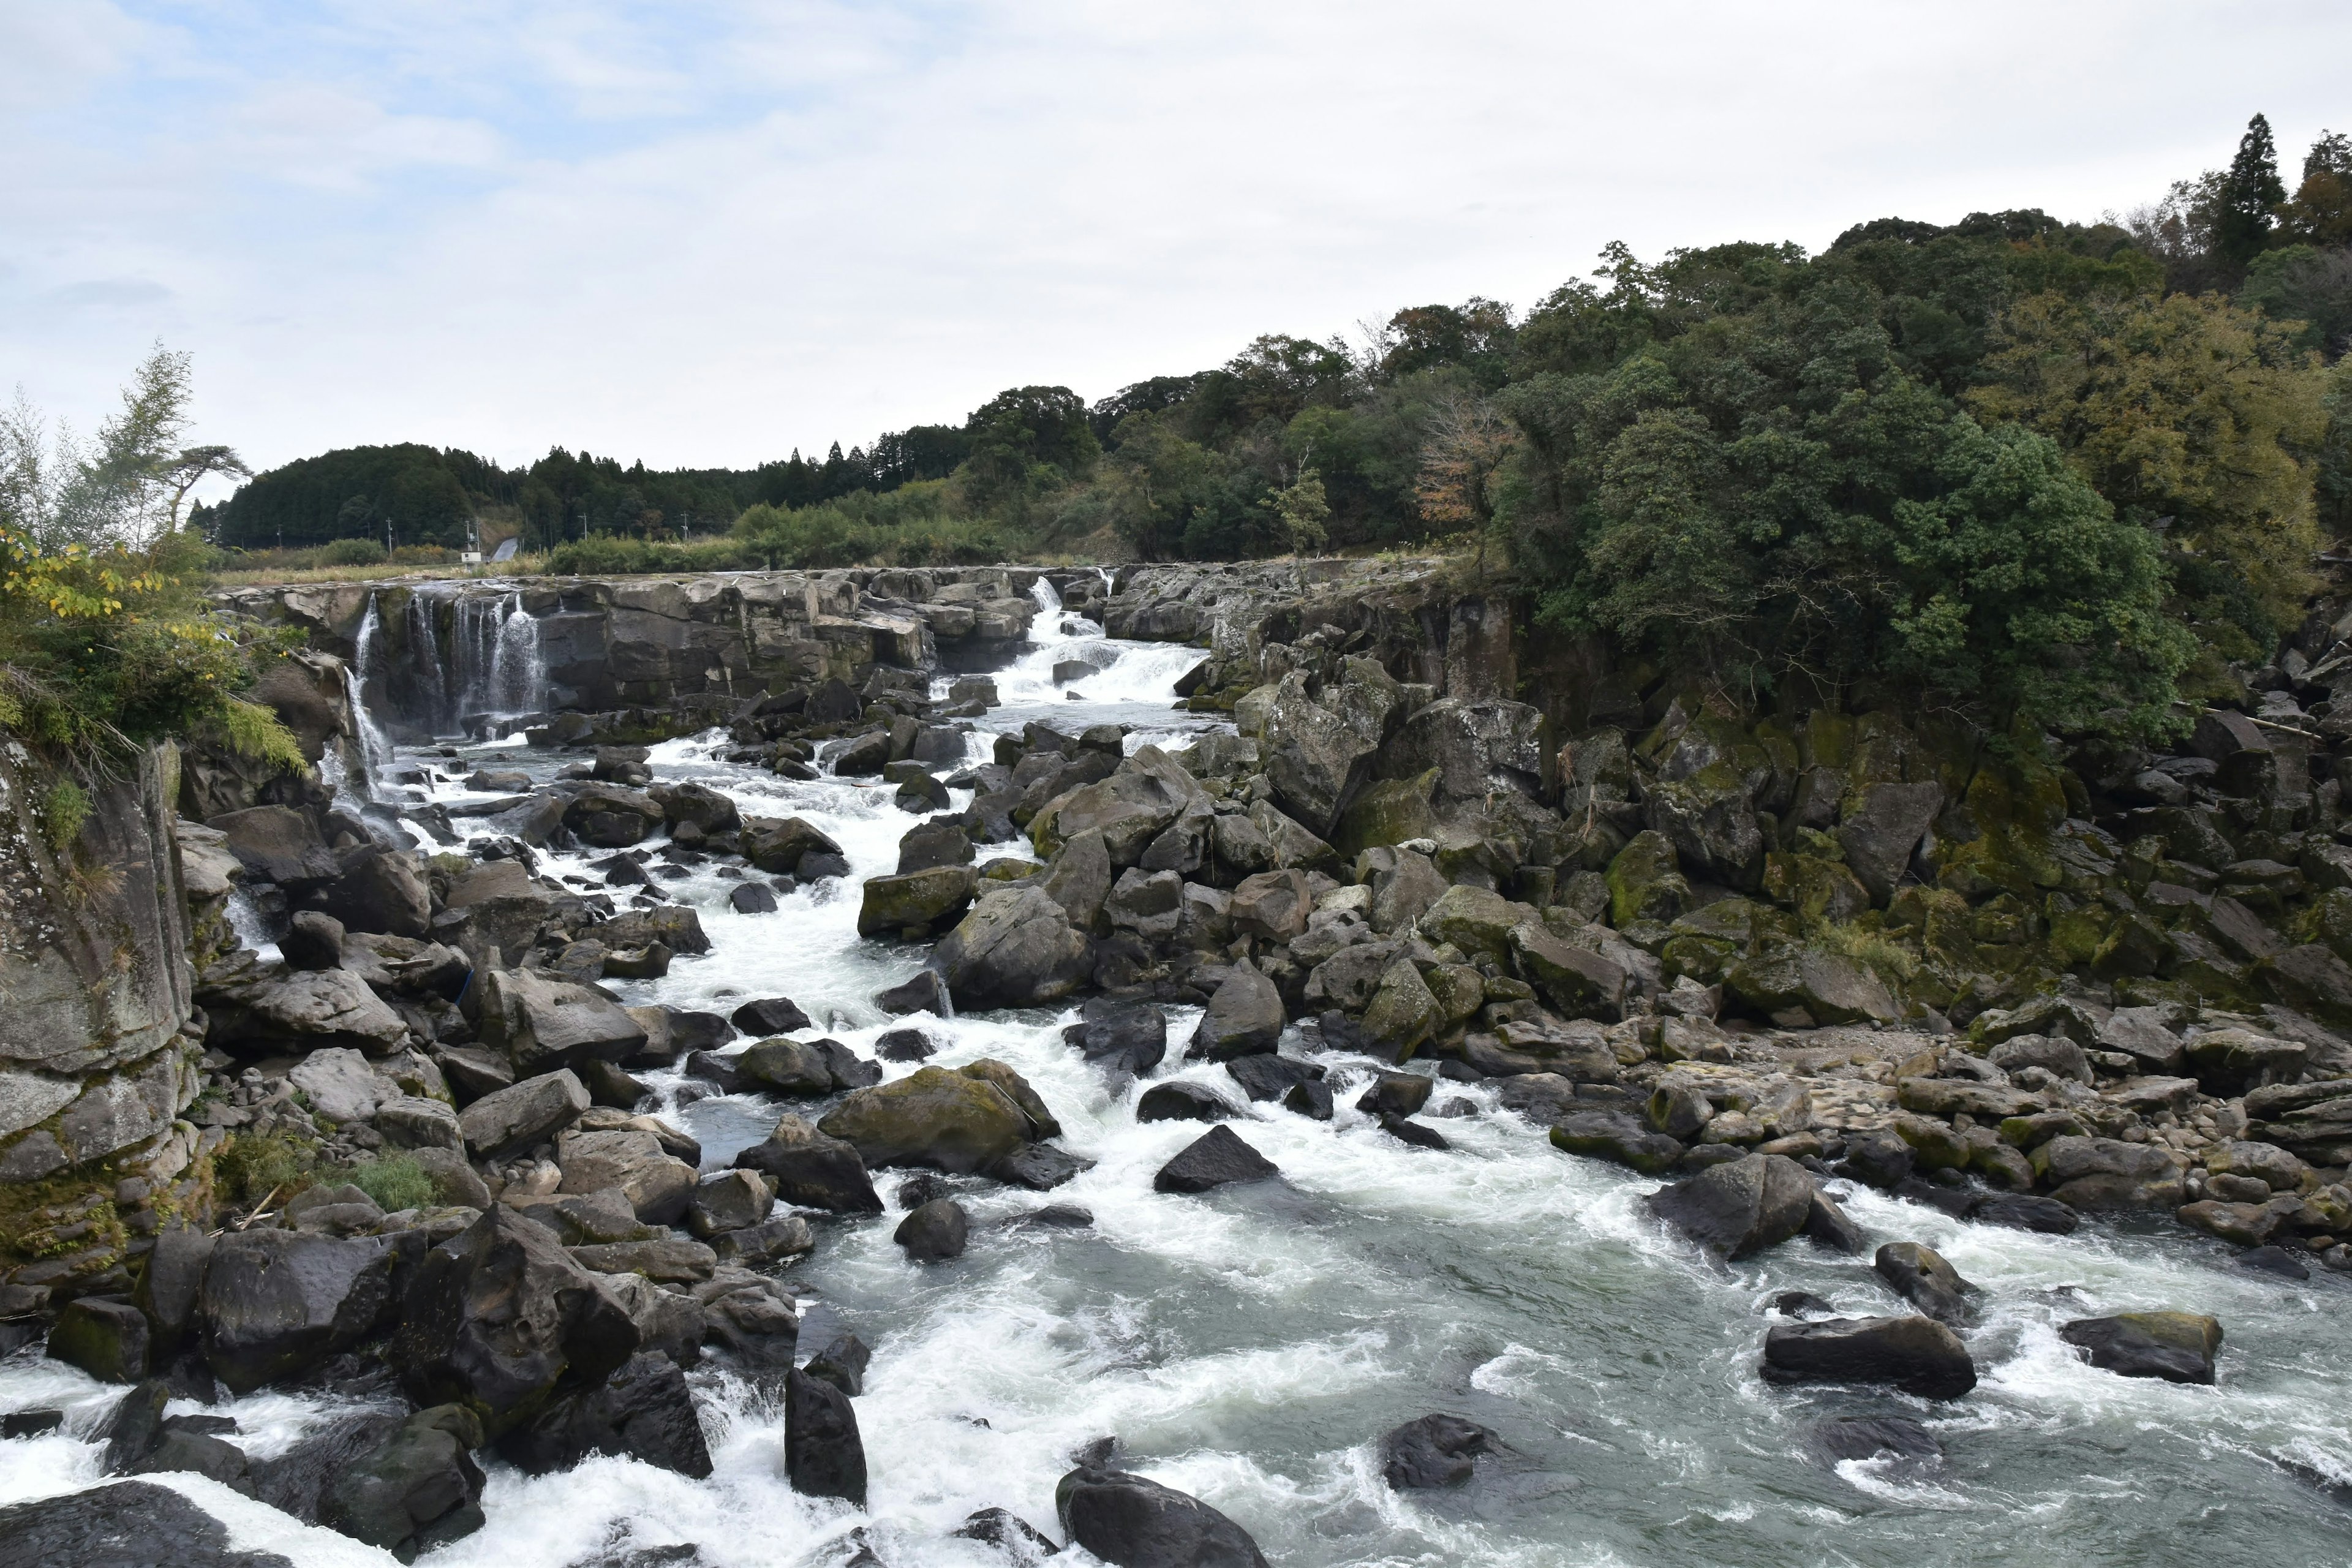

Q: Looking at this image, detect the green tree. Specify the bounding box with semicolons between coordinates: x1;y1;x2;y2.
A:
2282;130;2352;248
2215;113;2288;266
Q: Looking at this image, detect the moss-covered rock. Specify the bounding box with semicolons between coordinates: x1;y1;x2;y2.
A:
1360;959;1441;1060
1763;854;1871;924
854;867;979;938
1727;942;1899;1025
1417;884;1539;966
1607;831;1691;927
818;1067;1036;1174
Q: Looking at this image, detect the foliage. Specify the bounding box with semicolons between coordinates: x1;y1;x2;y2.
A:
321;536;389;567
342;1153;436;1213
40;779;90;854
2241;244;2352;361
213;1129;318;1211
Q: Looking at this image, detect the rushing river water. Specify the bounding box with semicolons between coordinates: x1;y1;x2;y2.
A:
5;589;2352;1567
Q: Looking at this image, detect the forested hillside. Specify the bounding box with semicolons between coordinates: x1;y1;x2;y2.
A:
197;116;2352;740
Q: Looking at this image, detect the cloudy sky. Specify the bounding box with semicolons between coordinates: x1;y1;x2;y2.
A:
6;1;2350;482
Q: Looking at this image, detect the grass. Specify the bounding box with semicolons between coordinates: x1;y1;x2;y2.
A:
342;1152;437;1213
211;1129;318;1212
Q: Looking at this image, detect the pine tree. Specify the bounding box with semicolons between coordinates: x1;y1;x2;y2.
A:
2215;112;2288;265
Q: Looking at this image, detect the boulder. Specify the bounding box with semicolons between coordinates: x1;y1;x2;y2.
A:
501;1351;713;1479
198;1229;397;1393
2058;1312;2222;1385
1032;747;1205;865
1154;1125;1278;1193
1226;1054;1324;1102
742;817;845;876
391;1205;640;1439
210;804;339;887
1725;944;1898;1027
47;1297;150;1384
0;1481;295;1568
729;882;778;915
1055;1465;1270;1568
458;1069;590;1161
476;968;648;1076
1379;1413;1495;1489
318;1404;487;1558
312;845;435;938
1607;831;1692;925
1417;884;1537;967
1761;1314;1978;1399
785;1368;867;1505
1381;698;1553;807
895;1198;971;1262
1229;870;1314;943
1188;963;1286;1060
733;1114;883;1214
1645;1153;1815;1259
1357;1072;1434;1117
875;968;953;1017
1363;848;1447;934
930;886;1095;1009
196;960;411;1057
1550;1112;1685;1174
1873;1242;1973;1326
1835;780;1942;905
687;1170;775;1239
1814;1415;1943;1466
820;1066;1040;1173
287;1046;390;1125
132;1223;214;1360
857;866;979;938
1509;923;1627;1021
1137;1082;1239;1123
1042;829;1116;930
556;1128;697;1225
714;1214;815;1267
1063;1000;1169;1079
375;1096;464;1153
731;996;814;1035
2035;1135;2185;1210
1259;674;1384;837
1357;959;1441;1061
279;909;344;970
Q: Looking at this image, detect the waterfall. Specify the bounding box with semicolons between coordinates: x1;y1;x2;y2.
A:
402;591;448;731
1029;574;1063;615
383;587;545;736
483;592;546;722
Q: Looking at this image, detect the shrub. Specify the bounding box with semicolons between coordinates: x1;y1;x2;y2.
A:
342;1152;436;1213
212;1129;318;1211
320;537;388;566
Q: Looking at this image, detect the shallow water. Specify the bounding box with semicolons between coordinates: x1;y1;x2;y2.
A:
5;593;2352;1566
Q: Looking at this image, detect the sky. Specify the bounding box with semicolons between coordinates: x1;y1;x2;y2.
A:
6;0;2351;489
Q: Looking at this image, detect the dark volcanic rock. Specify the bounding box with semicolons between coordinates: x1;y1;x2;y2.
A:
1814;1415;1943;1465
732;1114;884;1215
1137;1082;1239;1123
731;996;813;1035
1645;1153;1815;1259
0;1482;296;1568
1761;1315;1978;1400
1379;1414;1495;1489
1063;1000;1169;1079
1225;1054;1324;1102
502;1352;714;1479
1154;1126;1279;1193
785;1368;868;1505
895;1199;972;1262
318;1404;488;1558
1055;1465;1270;1568
197;1230;398;1394
1549;1111;1684;1174
2058;1313;2222;1385
1874;1242;1975;1326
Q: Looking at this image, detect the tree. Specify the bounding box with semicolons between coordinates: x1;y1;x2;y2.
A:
1971;290;2328;635
1414;392;1517;578
2215;113;2288;266
2282;130;2352;247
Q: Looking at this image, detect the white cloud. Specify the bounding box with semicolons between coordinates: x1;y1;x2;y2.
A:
4;0;2350;474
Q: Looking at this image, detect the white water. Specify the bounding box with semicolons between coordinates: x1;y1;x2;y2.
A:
7;609;2352;1566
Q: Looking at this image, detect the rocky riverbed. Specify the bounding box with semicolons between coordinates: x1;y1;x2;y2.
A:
2;567;2351;1566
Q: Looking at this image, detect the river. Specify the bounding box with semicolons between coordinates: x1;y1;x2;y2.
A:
2;585;2350;1567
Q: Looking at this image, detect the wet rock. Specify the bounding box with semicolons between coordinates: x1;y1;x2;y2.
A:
803;1332;872;1396
1041;828;1115;931
1645;1153;1816;1259
133;1223;214;1360
458;1069;590;1161
319;1404;488;1558
2034;1135;2185;1210
858;865;979;938
1356;1072;1433;1117
1838;1128;1916;1190
100;1380;172;1474
1761;1314;1978;1399
687;1170;773;1239
874;969;952;1017
1379;1113;1451;1150
1550;1112;1685;1175
47;1296;150;1384
785;1367;868;1505
742;817;845;876
391;1205;641;1439
1137;1082;1239;1123
1969;1193;2079;1234
503;1351;714;1480
895;1198;971;1262
728;882;778;915
198;1230;398;1393
1282;1079;1336;1120
557;1128;697;1224
1063;1000;1169;1079
731;996;813;1035
712;1214;815;1268
875;1025;939;1061
1055;1464;1270;1568
1033;747;1206;866
1874;1242;1974;1325
0;1480;296;1568
931;886;1095;1008
820;1065;1041;1173
1153;1125;1279;1193
2058;1312;2223;1385
952;1507;1063;1561
1814;1415;1943;1465
1224;1054;1324;1102
3;1408;63;1438
733;1114;883;1215
1803;1189;1868;1254
1188;963;1286;1060
1379;1413;1495;1489
1357;958;1442;1062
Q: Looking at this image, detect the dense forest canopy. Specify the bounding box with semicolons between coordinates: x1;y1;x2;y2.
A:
186;116;2352;740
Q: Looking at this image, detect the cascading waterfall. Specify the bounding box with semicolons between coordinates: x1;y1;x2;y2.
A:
341;592;397;796
446;590;543;729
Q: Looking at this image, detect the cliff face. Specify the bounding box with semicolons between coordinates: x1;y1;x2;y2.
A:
0;743;206;1290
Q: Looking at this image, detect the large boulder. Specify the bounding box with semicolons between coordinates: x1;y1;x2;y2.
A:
1379;1414;1496;1490
1064;1000;1170;1079
1874;1242;1973;1326
1761;1315;1977;1399
1725;943;1898;1027
1154;1125;1279;1193
391;1205;641;1439
475;968;648;1076
1835;780;1942;905
197;1230;398;1393
1509;922;1627;1021
742;816;845;876
1188;964;1286;1060
0;1481;296;1568
1259;671;1385;837
195;959;411;1057
1357;959;1442;1061
318;1404;488;1558
929;886;1094;1008
733;1114;883;1214
1229;870;1314;943
1380;698;1553;807
310;844;434;938
818;1066;1042;1173
287;1046;392;1125
857;866;979;938
1645;1153;1815;1259
1550;1112;1685;1174
47;1297;150;1384
785;1368;867;1504
2034;1136;2185;1210
209;804;339;888
2058;1312;2222;1385
556;1128;697;1225
1032;747;1205;865
1417;885;1537;967
501;1351;714;1479
1055;1465;1270;1568
1643;762;1765;891
458;1069;590;1161
1042;828;1117;930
